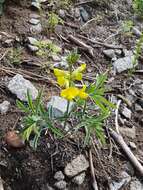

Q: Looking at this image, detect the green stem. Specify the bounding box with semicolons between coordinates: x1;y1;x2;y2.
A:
82;100;87;117
64;100;70;127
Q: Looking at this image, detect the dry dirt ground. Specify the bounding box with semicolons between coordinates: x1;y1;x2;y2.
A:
0;0;143;190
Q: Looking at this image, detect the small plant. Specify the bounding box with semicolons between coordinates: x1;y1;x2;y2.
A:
121;20;134;34
17;90;63;149
7;48;23;65
47;12;64;32
0;0;5;15
35;40;61;58
133;0;143;16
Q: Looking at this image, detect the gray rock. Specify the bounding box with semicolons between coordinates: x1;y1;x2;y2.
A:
129;142;137;150
27;44;39;52
54;171;65;181
4;39;13;47
29;13;40;19
113;56;136;73
130;179;143;190
119;126;136;139
8;74;38;101
30;23;42;34
103;49;116;59
0;101;10;114
52;55;61;62
132;27;142;37
122;107;132;119
79;7;89;22
54;181;67;190
27;37;38;45
110;171;131;190
135;103;142;112
64;154;89;177
58;9;66;19
115;49;122;56
72;172;86;185
47;96;74;118
123;49;133;57
29;18;40;25
31;1;41;10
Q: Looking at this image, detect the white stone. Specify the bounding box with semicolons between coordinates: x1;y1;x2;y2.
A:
72;172;86;185
8;74;38;101
122;107;132;119
47;96;74;118
29;18;40;25
27;37;38;45
54;171;65;181
0;101;10;114
113;56;136;73
103;49;116;59
27;44;39;52
130;179;143;190
54;181;67;190
129;142;137;150
64;154;89;177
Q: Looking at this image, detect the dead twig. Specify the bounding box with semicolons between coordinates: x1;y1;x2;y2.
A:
0;66;57;86
68;34;94;57
89;149;99;190
109;129;143;176
115;100;121;134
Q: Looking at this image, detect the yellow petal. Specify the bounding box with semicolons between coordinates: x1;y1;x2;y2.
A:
61;87;79;100
71;64;86;81
78;85;88;99
54;69;68;77
57;77;69;87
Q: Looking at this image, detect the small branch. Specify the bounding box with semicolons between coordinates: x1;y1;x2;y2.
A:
68;34;94;57
115;100;121;134
89;149;99;190
109;129;143;176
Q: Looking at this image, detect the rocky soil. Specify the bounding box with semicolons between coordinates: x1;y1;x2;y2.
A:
1;0;143;190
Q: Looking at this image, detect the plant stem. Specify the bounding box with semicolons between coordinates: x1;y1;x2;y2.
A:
82;100;87;117
64;100;70;127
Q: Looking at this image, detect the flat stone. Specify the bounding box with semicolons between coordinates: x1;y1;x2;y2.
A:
130;179;143;190
72;172;86;185
30;23;42;34
129;142;137;150
47;96;74;118
29;18;40;25
0;101;10;114
27;44;39;52
132;27;142;37
54;171;65;181
8;74;38;102
135;103;142;112
103;49;116;59
122;107;132;119
64;154;89;177
31;2;41;10
29;13;40;19
119;126;136;139
110;171;131;190
113;56;136;73
54;181;67;190
27;37;38;45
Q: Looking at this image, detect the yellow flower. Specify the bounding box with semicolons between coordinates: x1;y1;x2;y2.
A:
54;68;70;87
78;85;88;99
71;64;86;81
61;87;79;100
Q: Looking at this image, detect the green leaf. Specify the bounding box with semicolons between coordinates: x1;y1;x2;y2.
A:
16;100;30;113
27;90;35;113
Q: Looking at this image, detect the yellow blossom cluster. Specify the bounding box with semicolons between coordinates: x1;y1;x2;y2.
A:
54;64;88;101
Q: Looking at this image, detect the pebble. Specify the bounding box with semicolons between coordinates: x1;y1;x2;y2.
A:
29;18;40;25
54;181;67;190
30;23;42;34
79;7;89;22
130;179;143;190
129;142;137;150
31;1;41;10
8;74;38;101
54;171;65;181
72;172;86;185
119;126;136;139
132;27;142;37
58;9;66;19
135;103;142;112
121;106;132;119
103;49;116;59
110;171;131;190
27;37;38;45
0;101;10;114
64;154;89;177
47;96;74;118
29;13;40;19
113;56;136;73
27;44;39;52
